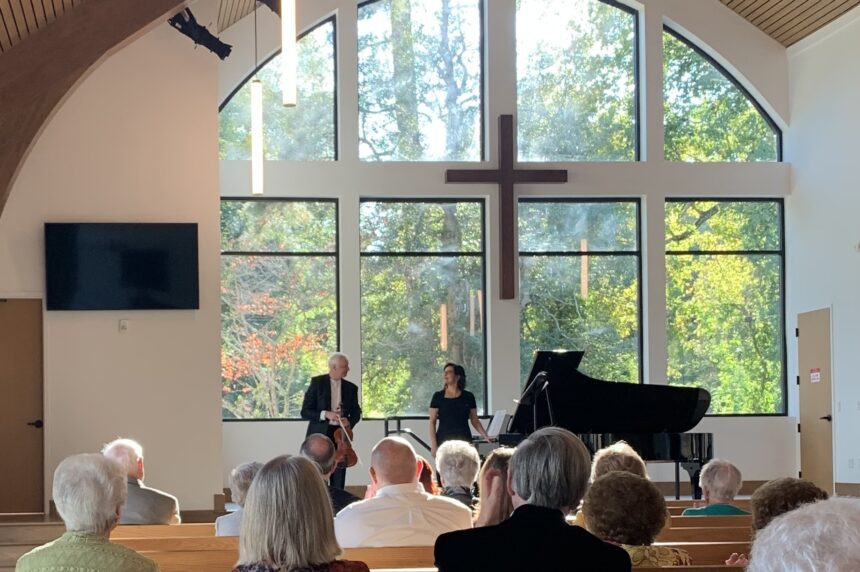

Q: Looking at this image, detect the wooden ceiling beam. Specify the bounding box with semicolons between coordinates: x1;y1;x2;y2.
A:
0;0;187;216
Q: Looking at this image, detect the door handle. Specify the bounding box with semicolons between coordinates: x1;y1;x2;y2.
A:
819;415;833;422
27;419;43;428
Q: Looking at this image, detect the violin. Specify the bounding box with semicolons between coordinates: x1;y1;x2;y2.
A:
333;419;359;468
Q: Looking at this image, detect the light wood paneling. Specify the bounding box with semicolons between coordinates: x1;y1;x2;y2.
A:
722;0;860;45
0;0;87;53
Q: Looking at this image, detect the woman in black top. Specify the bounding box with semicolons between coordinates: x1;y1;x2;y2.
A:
429;363;491;457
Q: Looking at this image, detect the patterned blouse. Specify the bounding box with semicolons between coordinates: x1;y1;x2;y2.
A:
232;560;369;572
623;545;693;567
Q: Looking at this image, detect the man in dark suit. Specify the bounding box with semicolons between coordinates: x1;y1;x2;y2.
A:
300;352;361;490
434;427;631;572
300;433;360;513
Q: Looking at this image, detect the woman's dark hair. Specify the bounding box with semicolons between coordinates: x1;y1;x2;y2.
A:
444;362;466;390
751;477;829;531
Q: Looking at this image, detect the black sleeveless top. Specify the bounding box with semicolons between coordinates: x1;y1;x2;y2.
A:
430;389;477;444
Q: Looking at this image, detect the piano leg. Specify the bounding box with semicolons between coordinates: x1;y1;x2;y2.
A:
681;462;704;499
674;462;681;500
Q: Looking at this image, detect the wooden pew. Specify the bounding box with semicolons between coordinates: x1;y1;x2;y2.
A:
118;537;439;572
658;526;752;543
655;542;750;565
670;515;752;528
666;499;752;510
114;523;214;538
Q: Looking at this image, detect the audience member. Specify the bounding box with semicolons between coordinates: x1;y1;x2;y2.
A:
434;427;631;571
233;455;368;572
16;454;158;572
682;459;749;516
102;437;181;524
300;433;361;513
751;476;829;531
590;441;648;481
417;456;440;495
334;437;472;547
435;440;480;508
748;497;860;571
583;471;691;566
216;461;262;537
572;440;648;528
473;447;514;527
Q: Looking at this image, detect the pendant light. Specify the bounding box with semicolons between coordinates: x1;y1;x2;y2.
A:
251;3;264;195
281;0;297;107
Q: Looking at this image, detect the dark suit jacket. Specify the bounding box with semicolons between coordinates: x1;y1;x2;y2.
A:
434;504;631;572
300;374;361;437
330;483;361;514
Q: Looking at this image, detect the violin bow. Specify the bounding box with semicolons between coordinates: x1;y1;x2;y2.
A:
337;416;362;465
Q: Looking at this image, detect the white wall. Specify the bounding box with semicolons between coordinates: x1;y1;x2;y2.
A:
786;9;860;485
0;8;223;509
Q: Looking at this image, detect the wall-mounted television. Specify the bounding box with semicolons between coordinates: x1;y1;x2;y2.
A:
45;223;199;311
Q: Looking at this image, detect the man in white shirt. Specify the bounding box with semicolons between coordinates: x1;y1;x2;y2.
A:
335;436;472;547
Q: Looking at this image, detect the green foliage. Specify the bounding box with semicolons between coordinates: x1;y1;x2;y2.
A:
219;22;335;161
360;202;486;416
519;202;640;384
663;32;779;162
220;202;338;419
358;0;482;161
516;0;637;161
666;202;784;414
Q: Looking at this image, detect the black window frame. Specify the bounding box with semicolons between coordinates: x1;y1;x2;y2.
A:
663;25;783;162
515;0;641;162
358;197;489;416
665;197;787;417
356;0;487;162
218;15;340;161
220;196;341;422
518;197;644;385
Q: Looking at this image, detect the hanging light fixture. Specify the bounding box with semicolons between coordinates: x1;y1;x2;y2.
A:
281;0;297;107
251;3;264;195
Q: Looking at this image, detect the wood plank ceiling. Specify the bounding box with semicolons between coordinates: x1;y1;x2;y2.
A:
721;0;860;46
0;0;87;54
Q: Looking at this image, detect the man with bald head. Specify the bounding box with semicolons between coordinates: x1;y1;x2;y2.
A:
334;436;472;547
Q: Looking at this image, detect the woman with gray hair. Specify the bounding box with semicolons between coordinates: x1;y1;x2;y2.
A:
232;455;369;572
216;461;263;536
682;458;749;516
435;440;480;508
16;454;158;571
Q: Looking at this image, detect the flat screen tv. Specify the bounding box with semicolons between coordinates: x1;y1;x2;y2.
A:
45;223;199;311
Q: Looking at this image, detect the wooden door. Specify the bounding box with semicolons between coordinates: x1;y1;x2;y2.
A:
0;299;44;513
797;308;834;494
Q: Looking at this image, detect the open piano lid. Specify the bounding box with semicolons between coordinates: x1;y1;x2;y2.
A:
508;350;711;435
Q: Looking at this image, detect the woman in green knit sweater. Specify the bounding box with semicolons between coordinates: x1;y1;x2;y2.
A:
16;453;158;572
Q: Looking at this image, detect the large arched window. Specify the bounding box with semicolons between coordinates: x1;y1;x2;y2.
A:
516;0;638;161
357;0;484;161
663;28;780;162
219;18;337;161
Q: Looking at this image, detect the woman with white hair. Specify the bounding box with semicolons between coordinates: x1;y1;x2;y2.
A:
435;440;480;508
682;458;750;516
216;461;263;536
232;455;369;572
16;453;158;571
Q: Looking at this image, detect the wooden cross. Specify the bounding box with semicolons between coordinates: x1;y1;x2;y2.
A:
446;115;568;300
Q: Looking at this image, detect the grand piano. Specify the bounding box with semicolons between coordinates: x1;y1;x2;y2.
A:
501;350;713;499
